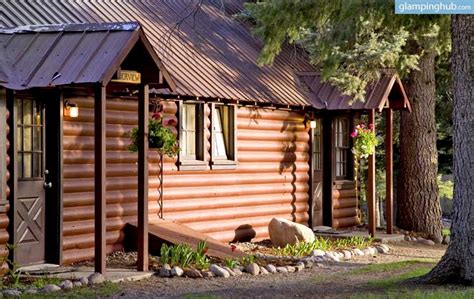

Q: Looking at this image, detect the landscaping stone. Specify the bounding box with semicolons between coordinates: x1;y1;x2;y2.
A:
260;266;269;275
79;277;89;285
223;267;235;276
88;272;106;285
342;250;352;260
442;235;450;245
276;266;288;273
245;263;260;275
302;259;314;268
42;284;61;293
268;218;315;247
171;266;184;277
286;266;296;273
233;268;243;276
210;264;230;278
404;235;411;241
417;238;435;246
295;262;305;272
362;248;373;256
265;264;277;273
376;244;390;254
73;281;82;288
353;248;364;256
184;268;203;278
60;280;74;290
201;271;214;278
159;264;172;277
24;288;38;295
325;252;340;262
310;249;325;257
3;289;22;297
369;247;378;255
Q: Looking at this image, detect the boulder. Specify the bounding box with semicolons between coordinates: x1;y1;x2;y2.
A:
210;264;230;278
245;263;260;275
268;218;315;247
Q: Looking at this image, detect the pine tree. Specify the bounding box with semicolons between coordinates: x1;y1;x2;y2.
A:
246;0;450;240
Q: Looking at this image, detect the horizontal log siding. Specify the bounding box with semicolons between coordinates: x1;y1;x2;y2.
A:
62;90;310;264
1;108;11;267
332;181;359;228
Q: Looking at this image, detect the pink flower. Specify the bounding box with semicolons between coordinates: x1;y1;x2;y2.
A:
152;112;162;120
369;123;374;130
163;117;177;127
360;123;365;128
351;130;358;138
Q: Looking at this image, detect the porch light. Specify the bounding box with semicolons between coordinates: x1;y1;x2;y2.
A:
310;120;317;129
64;101;79;118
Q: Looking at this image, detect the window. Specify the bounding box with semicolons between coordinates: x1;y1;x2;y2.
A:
312;118;322;171
16;98;44;179
178;102;205;169
335;117;350;179
211;104;236;169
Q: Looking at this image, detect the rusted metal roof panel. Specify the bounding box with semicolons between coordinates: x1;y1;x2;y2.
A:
297;72;409;111
0;22;142;90
0;0;315;106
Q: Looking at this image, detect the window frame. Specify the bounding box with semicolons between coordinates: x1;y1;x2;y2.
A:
210;103;237;170
177;100;207;171
334;117;352;180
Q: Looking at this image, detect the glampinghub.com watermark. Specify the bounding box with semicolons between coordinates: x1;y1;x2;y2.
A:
395;0;474;14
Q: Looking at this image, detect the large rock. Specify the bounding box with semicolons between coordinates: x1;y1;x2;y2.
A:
268;218;315;247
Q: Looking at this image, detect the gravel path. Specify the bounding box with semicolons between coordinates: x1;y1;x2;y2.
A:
108;242;447;299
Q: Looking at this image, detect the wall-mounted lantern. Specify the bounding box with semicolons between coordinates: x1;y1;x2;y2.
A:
310;120;317;129
64;101;79;118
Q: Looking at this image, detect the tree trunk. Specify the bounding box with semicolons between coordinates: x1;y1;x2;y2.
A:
422;14;474;284
397;50;443;241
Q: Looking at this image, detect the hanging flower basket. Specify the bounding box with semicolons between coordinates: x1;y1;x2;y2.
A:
129;112;180;157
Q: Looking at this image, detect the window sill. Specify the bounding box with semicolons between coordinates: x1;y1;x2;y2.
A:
211;159;238;170
178;160;208;171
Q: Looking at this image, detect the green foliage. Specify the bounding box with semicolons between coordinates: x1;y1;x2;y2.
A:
352;123;378;159
1;243;21;286
240;255;255;266
129;113;180;157
273;236;373;257
224;258;238;269
30;276;61;289
438;176;453;200
246;0;450;101
159;241;210;270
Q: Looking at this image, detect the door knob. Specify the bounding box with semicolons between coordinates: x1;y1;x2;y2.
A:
43;182;52;189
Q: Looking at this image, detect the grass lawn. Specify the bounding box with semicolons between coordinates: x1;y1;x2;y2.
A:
20;282;120;298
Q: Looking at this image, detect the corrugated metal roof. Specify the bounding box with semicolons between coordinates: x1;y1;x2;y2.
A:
0;0;315;106
297;72;411;111
0;22;175;90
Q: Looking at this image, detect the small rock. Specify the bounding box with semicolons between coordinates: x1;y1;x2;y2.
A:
260;266;269;275
235;265;245;272
286;266;296;273
201;271;214;278
184;268;203;278
24;288;38;295
303;260;314;269
404;235;411;241
79;277;89;285
325;252;340;262
171;266;184;277
376;244;390;254
362;248;373;256
245;263;260;275
265;264;277;273
311;249;325;257
417;238;435;246
342;250;352;260
159;264;172;277
410;236;417;242
233;268;243;276
3;289;22;297
42;284;61;292
59;280;73;290
88;272;106;285
223;267;236;276
276;266;288;273
442;235;450;245
294;262;305;272
353;248;364;256
210;264;230;278
73;281;82;288
368;247;378;255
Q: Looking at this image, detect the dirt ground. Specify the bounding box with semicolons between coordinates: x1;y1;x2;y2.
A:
106;241;463;298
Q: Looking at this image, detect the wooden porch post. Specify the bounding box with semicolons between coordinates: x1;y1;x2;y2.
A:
137;84;149;271
385;108;394;234
94;84;106;275
367;109;376;237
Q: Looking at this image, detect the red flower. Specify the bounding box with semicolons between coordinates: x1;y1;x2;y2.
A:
152;112;162;120
230;245;237;252
351;130;358;138
203;247;209;255
163;117;177;127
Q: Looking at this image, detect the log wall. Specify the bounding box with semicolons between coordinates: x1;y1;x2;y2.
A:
332;181;358;228
62;89;310;264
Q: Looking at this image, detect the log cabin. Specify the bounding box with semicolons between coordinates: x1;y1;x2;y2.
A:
0;1;410;272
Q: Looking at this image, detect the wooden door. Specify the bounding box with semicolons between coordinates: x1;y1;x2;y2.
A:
14;98;47;265
312;119;323;228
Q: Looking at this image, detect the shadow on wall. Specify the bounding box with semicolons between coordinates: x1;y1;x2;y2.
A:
232;224;257;243
279;121;298;222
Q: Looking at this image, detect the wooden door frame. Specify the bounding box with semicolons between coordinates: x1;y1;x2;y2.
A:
6;88;63;265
